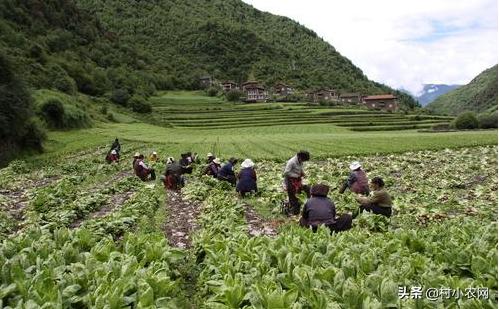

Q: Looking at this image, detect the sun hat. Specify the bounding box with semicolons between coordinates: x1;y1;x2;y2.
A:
152;151;157;155
166;157;174;164
111;149;117;155
134;152;141;157
207;152;214;157
349;161;362;171
213;158;221;164
241;159;254;169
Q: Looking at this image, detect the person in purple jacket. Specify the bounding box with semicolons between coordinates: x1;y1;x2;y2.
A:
339;161;369;196
300;184;352;233
236;159;257;197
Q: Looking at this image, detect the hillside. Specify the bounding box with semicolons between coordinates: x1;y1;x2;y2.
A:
426;65;498;115
0;0;417;108
417;84;461;106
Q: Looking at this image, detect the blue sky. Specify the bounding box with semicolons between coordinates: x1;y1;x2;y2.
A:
242;0;498;94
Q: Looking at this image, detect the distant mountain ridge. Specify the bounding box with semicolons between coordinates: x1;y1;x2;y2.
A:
426;65;498;115
417;84;462;106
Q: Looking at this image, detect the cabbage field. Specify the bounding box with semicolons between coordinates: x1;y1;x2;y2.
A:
0;143;497;308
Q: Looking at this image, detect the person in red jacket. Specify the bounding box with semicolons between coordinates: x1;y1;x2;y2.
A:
134;154;156;181
339;161;369;196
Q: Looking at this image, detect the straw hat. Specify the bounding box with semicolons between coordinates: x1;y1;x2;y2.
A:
134;152;141;157
241;159;255;169
152;151;157;155
207;152;214;157
213;158;221;164
349;161;362;171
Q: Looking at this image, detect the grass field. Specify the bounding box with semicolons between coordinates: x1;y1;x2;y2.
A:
1;91;497;307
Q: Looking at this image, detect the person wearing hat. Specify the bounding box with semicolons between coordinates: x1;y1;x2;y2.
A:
132;152;141;169
207;153;215;164
283;150;311;215
106;149;119;163
180;153;193;174
217;157;238;185
236;159;257;197
299;184;352;233
339;161;369;195
134;154;156;181
149;151;159;162
355;177;392;217
204;157;221;177
162;157;184;190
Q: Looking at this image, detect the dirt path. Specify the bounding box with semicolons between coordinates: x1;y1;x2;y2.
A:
243;203;279;237
163;190;202;249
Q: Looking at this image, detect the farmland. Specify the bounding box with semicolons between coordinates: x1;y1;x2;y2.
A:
0;91;497;307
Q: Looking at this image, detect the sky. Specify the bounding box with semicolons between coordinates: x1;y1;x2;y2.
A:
242;0;498;95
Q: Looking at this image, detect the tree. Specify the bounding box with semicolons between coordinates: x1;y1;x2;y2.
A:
453;112;479;130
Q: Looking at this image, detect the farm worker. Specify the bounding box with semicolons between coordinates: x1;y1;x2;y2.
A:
339;161;369;195
283;150;311;215
134;154;156;181
106;149;119;163
189;152;200;164
299;184;352;233
162;157;184;189
149;151;159;162
355;177;393;217
180;153;193;174
204;157;221;177
207;153;215;164
236;159;257;197
110;138;121;158
132;152;140;169
217;157;238;185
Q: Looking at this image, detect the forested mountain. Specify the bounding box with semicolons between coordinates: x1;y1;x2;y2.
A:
417;84;462;106
426;65;498;115
0;0;417;108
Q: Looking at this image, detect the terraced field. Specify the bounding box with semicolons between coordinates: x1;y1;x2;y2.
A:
147;92;454;131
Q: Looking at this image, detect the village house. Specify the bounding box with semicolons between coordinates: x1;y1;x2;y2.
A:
273;82;294;96
363;94;398;111
199;75;213;88
339;93;362;104
221;80;238;92
241;81;267;102
306;88;339;103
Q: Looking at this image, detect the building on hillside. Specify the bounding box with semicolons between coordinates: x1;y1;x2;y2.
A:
199;75;213;89
273;83;294;96
363;94;398;111
242;81;267;102
339;93;362;104
316;89;339;101
222;81;238;91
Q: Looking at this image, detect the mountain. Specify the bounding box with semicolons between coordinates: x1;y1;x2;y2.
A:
426;65;498;115
0;0;418;109
417;84;462;106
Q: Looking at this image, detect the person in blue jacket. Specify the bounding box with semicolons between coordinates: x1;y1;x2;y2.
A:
236;159;257;197
217;157;238;185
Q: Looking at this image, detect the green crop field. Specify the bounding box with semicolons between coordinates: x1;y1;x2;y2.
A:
0;91;497;307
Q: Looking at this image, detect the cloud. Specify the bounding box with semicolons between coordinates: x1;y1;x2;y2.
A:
242;0;497;94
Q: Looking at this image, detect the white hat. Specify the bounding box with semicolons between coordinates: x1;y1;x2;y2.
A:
213;158;221;164
207;152;214;157
349;161;362;171
134;152;141;157
152;151;157;155
241;159;255;169
111;149;117;155
166;157;174;164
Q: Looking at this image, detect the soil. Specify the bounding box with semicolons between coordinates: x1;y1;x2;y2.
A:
0;176;60;231
243;203;278;237
163;190;202;249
